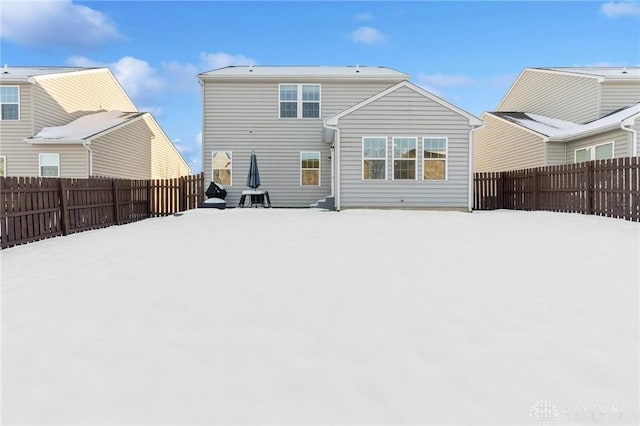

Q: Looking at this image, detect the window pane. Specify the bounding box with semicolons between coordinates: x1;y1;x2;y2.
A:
394;159;415;179
212;151;231;169
41;166;59;177
280;85;297;101
424;160;446;180
212;151;231;185
301;169;319;186
575;148;590;163
0;87;18;103
302;102;319;118
595;143;613;160
40;153;59;167
394;138;416;158
214;170;231;186
364;159;385;180
1;104;18;120
363;138;386;158
424;138;446;159
280;102;297;118
302;85;319;101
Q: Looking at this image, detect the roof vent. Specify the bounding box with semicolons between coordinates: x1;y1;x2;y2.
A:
355;65;360;73
249;64;253;72
622;67;628;74
2;64;8;74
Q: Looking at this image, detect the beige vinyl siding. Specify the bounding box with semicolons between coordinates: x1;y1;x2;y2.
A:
33;69;136;132
146;116;192;178
338;85;471;209
632;117;640;156
498;69;599;123
600;82;640;117
202;79;397;207
91;118;152;179
473;114;545;172
566;129;631;162
0;83;33;176
545;142;566;165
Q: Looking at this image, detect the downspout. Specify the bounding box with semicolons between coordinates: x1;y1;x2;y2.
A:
323;121;340;211
620;120;638;157
82;139;93;177
468;122;484;212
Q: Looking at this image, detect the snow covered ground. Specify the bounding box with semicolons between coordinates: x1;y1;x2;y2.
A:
1;209;638;425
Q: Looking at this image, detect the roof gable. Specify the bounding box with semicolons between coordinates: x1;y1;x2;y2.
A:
325;80;482;126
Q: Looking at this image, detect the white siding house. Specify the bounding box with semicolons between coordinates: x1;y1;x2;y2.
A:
199;66;482;210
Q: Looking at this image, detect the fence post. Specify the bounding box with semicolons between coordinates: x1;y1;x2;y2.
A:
179;176;186;212
59;179;70;235
112;179;121;225
531;168;538;211
584;161;592;215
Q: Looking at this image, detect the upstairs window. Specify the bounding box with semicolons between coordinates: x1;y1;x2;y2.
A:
212;151;232;186
423;137;447;180
1;86;19;120
279;84;320;119
393;137;417;180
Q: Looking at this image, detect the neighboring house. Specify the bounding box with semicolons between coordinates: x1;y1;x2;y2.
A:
198;66;482;210
0;67;191;179
474;67;640;172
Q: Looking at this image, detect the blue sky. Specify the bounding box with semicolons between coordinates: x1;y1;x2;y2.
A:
2;1;639;173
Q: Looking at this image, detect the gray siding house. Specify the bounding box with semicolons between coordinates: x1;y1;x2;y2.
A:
199;66;482;211
474;67;640;172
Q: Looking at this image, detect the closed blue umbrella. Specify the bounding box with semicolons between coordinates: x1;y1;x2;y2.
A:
246;150;261;189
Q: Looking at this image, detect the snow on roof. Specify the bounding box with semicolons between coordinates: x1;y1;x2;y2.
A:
538;67;640;80
199;65;409;80
27;111;145;143
0;66;97;83
493;103;640;140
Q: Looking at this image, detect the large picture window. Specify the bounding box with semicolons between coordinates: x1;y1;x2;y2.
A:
423;137;447;180
574;142;614;163
300;152;320;186
39;153;59;177
362;137;387;180
279;84;320;119
212;151;232;186
1;86;19;120
393;137;417;180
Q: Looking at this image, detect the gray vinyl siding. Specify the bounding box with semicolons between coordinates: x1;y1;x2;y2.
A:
566;129;631;162
473;114;545;172
498;70;599;123
632;117;640;156
91;118;153;179
338;86;471;209
202;79;398;207
545;142;566;165
600;83;640;117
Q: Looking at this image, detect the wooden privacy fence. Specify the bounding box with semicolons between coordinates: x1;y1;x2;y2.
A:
0;173;204;249
474;157;640;221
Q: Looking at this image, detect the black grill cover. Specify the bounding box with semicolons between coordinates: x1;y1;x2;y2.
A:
205;182;227;200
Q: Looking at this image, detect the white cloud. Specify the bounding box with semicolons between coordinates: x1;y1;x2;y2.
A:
351;26;385;45
0;0;122;49
601;1;640;17
200;52;256;71
355;12;373;21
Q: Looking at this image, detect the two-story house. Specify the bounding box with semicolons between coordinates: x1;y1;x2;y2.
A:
473;67;640;172
198;66;482;210
0;66;191;179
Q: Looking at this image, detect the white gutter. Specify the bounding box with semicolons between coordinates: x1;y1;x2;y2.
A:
468;122;484;212
621;114;639;156
82;139;93;176
323;120;340;210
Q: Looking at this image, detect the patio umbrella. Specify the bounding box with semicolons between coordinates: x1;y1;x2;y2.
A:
246;150;261;189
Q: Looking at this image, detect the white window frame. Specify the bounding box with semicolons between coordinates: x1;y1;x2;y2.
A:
211;151;232;186
362;136;388;181
300;151;321;186
422;137;448;181
0;155;6;177
39;153;60;177
392;137;418;181
278;84;321;119
1;86;20;121
574;141;614;163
